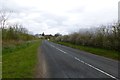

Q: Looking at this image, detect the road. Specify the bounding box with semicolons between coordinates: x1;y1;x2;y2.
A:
37;40;119;79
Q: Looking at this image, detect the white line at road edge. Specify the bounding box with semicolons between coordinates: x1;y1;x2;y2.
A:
50;44;118;80
74;57;118;80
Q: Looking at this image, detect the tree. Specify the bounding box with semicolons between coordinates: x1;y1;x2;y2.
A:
54;22;120;51
54;33;62;37
42;32;45;36
0;9;12;28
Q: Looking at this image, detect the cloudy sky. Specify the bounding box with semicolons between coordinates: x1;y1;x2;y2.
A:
0;0;119;35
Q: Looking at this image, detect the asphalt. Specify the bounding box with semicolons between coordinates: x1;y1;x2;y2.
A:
38;40;119;79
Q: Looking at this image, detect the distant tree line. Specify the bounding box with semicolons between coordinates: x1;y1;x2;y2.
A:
54;23;120;52
35;32;62;39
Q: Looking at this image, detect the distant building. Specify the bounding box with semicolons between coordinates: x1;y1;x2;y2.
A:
35;34;43;38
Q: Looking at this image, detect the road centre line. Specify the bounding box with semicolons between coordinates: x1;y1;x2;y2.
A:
56;48;67;54
74;57;118;80
50;44;118;80
50;44;67;54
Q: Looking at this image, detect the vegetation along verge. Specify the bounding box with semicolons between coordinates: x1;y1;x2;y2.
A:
55;41;119;61
2;40;42;78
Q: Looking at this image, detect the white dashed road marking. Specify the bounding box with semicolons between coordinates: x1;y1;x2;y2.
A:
50;44;67;54
56;48;67;54
74;57;118;80
50;44;118;80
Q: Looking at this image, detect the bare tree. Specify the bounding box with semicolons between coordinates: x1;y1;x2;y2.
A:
0;9;12;28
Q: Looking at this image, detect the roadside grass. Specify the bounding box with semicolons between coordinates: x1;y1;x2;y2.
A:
2;41;35;54
56;42;119;60
2;40;42;78
0;43;1;79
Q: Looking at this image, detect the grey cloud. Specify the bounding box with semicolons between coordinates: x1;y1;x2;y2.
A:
30;12;69;28
0;0;38;13
67;6;85;13
41;13;68;25
0;0;117;35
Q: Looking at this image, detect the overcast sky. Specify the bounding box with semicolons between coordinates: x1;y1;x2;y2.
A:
0;0;119;35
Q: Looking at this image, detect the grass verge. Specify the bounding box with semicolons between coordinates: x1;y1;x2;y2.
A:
56;42;119;61
2;40;42;78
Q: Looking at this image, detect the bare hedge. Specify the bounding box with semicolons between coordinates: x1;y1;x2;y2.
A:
55;23;120;51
